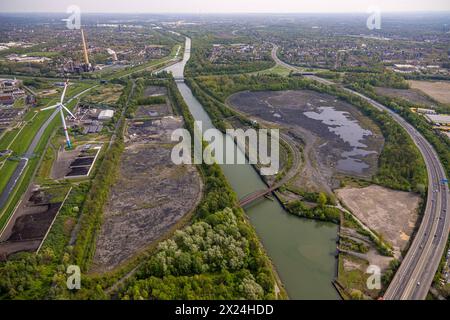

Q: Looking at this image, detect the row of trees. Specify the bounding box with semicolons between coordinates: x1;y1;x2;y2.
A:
285;200;341;224
343;71;409;89
71;82;134;270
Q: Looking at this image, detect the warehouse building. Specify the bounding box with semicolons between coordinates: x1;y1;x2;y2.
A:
98;109;114;121
425;114;450;126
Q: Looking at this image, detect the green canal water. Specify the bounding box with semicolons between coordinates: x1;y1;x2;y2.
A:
165;38;340;300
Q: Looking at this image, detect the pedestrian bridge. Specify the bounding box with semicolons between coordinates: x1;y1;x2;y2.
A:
239;185;279;207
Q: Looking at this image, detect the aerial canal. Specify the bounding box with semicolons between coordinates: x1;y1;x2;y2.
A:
164;38;339;299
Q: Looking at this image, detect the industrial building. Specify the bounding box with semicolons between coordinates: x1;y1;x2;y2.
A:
98;109;114;121
412;108;436;115
0;93;14;105
6;54;51;63
425;114;450;126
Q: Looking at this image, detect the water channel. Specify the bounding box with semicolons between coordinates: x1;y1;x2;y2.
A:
165;38;340;300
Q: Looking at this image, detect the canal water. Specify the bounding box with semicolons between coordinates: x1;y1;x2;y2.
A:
165;38;339;300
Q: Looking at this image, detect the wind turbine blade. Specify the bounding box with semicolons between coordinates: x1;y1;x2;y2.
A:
40;104;59;111
60;81;69;104
62;105;76;119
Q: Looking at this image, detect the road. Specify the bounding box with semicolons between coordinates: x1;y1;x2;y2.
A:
271;45;450;299
0;85;96;215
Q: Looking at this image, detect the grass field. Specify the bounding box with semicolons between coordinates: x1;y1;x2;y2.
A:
83;84;124;105
0;161;18;195
0;128;19;150
25;51;60;58
254;64;292;76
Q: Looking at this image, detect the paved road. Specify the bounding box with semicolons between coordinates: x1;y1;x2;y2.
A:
271;46;450;299
0;86;96;214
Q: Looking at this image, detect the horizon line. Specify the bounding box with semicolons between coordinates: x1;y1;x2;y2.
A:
1;10;450;15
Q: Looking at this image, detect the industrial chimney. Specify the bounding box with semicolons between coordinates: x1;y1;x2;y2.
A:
81;28;92;71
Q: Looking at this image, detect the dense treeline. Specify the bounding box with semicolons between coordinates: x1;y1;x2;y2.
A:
343;71;409;89
189;74;427;192
121;208;275;299
185;78;240;131
404;73;450;81
285;200;341;224
280;187;340;224
136;96;166;105
72;131;124;269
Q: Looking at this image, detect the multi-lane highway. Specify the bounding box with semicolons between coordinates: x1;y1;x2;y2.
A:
271;45;450;299
345;90;450;300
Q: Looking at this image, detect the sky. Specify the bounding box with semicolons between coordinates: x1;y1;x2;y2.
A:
1;0;450;14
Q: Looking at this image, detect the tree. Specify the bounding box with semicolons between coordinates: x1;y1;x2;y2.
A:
318;192;327;207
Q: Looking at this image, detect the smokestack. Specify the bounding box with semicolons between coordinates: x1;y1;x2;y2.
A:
81;29;90;66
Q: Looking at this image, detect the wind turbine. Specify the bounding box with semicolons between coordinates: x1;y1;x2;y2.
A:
41;80;76;149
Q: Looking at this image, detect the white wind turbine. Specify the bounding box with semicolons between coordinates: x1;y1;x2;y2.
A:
41;80;76;149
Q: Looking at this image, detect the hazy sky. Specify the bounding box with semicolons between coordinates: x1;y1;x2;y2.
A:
1;0;450;13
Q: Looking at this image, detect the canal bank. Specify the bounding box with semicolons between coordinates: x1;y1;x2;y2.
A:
165;37;340;300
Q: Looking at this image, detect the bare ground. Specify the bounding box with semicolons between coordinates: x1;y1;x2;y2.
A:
93;118;202;271
143;85;167;97
228;90;384;192
374;86;437;106
408;80;450;104
336;185;421;257
0;187;68;258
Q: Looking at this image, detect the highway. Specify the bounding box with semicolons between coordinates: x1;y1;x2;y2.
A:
0;85;96;216
271;45;450;299
354;92;450;300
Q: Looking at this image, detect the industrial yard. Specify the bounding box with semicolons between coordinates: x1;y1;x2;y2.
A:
50;144;102;180
0;185;70;259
